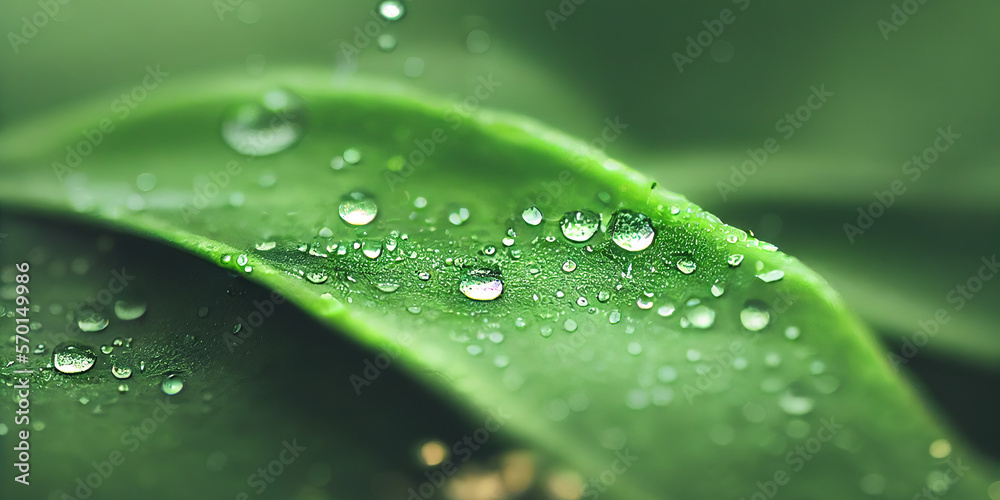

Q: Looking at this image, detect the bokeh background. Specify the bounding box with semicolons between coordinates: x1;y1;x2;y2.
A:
2;0;999;490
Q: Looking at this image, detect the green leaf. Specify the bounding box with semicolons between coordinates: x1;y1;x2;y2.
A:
1;70;995;499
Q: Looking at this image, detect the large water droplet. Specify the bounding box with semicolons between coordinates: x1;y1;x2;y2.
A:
376;281;400;293
53;343;97;374
559;210;600;242
161;373;184;395
460;268;503;301
77;311;109;332
740;300;771;331
221;89;305;156
112;365;132;379
339;191;378;225
362;240;382;259
114;299;147;320
521;206;543;226
683;305;716;329
608;210;655;252
377;0;406;21
757;269;785;283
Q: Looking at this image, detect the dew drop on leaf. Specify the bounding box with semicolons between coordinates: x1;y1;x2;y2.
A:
77;311;109;332
521;206;543;226
221;89;305;156
460;268;503;301
676;258;697;275
161;373;184;395
53;343;97;374
339;191;378;225
740;300;771;331
114;299;147;320
559;210;600;242
607;209;655;252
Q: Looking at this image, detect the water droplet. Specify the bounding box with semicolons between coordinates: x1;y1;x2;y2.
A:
559;210;600;242
514;317;526;329
161;373;184;395
77;311;109;332
710;282;725;297
236;254;249;266
460;268;503;301
53;343;97;374
466;345;483;356
414;196;427;208
483;245;496;256
778;391;814;416
598;291;611;303
376;281;400;292
342;148;362;165
540;325;553;338
757;269;785;283
339;191;378;225
683;305;716;329
407;306;422;314
636;298;653;310
576;297;588;307
502;237;515;247
377;0;405;21
306;272;329;284
114;299;147;320
607;210;655;252
563;318;578;332
562;260;577;273
377;33;397;52
117;384;129;394
727;254;744;267
362;240;382;259
101;345;113;354
221;89;305;156
448;206;470;225
318;227;334;238
627;342;643;355
112;365;132;379
417;272;431;281
521;206;543;225
676;258;697;274
784;326;801;340
656;303;675;317
609;310;622;324
256;241;276;251
740;300;770;331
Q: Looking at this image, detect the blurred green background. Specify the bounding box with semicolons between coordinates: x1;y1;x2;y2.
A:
2;0;999;495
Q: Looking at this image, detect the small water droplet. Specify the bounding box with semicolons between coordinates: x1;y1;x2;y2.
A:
563;318;578;332
114;299;147;321
636;298;653;310
710;282;725;297
100;345;113;354
77;311;109;332
559;210;600;242
785;326;801;340
362;240;382;259
598;291;611;303
460;268;503;301
562;260;577;273
609;310;622;324
339;191;378;225
656;303;675;317
466;345;483;356
112;365;132;379
521;206;543;226
686;349;702;362
676;258;697;274
376;281;400;292
161;373;184;395
256;241;276;251
306;272;329;284
377;0;405;21
342;147;362;165
607;210;655;252
740;300;771;331
221;89;305;156
407;306;422;314
53;343;97;374
377;33;397;52
236;254;249;266
117;383;129;394
576;297;588;307
540;325;553;338
778;391;815;416
727;254;745;267
417;271;431;281
757;269;784;283
627;342;643;355
683;305;716;329
483;245;496;256
448;206;470;225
